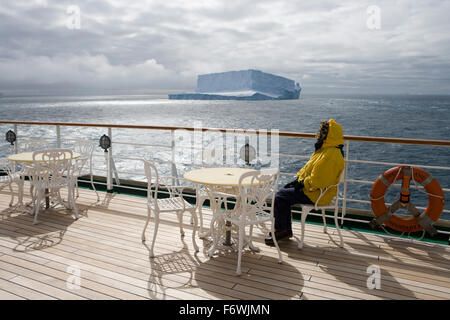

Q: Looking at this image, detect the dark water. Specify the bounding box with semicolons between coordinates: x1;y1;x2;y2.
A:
0;93;449;219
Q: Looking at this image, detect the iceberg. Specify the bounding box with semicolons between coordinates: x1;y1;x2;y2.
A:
169;69;301;100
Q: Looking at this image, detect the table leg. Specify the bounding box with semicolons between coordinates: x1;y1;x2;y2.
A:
225;187;240;246
45;188;50;209
225;221;232;246
205;185;239;248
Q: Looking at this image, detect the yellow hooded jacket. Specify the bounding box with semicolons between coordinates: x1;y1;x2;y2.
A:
296;119;345;206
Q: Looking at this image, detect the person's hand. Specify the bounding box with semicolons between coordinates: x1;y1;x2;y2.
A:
294;179;305;192
283;179;298;189
284;178;305;191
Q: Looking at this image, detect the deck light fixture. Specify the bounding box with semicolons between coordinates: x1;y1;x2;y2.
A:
5;130;16;145
99;134;111;152
240;142;256;166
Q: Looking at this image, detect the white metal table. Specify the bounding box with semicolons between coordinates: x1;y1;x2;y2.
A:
8;151;80;163
8;151;80;209
184;167;256;246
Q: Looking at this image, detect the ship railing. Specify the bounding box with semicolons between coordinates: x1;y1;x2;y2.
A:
1;120;449;242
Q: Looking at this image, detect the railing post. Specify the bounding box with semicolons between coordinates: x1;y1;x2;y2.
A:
13;124;18;154
341;140;350;226
107;127;113;192
56;125;61;148
171;129;176;184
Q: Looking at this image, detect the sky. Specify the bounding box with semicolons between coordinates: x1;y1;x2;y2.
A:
0;0;449;95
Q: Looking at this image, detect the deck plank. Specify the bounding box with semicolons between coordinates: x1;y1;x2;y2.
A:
0;277;56;300
0;288;26;300
0;255;117;300
0;222;251;300
0;186;449;300
9;276;87;300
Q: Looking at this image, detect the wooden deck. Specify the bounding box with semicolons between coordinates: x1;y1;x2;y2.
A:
0;184;449;300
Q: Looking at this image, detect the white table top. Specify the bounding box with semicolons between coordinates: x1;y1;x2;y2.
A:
7;151;81;163
183;167;256;187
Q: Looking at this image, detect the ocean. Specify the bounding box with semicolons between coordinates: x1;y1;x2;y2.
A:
0;93;449;219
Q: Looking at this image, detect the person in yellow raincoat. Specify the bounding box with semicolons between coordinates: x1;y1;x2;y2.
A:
265;119;345;245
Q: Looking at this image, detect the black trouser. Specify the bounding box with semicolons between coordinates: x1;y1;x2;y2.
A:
274;187;313;232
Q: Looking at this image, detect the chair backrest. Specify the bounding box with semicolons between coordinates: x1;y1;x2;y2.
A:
143;160;160;207
18;139;50;153
29;149;73;186
237;168;280;221
0;158;16;183
72;140;95;175
314;162;346;209
73;140;95;157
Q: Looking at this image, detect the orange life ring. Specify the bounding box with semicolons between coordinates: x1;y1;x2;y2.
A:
370;166;445;233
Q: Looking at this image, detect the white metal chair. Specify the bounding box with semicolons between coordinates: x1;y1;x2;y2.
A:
208;168;283;275
28;149;78;224
295;173;344;249
17;139;50;153
141;160;199;257
0;158;24;208
15;139;51;199
72;140;99;201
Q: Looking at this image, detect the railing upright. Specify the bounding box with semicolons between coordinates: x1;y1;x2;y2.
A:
107;127;113;191
56;125;61;148
341;140;350;226
13;124;18;154
171;129;176;184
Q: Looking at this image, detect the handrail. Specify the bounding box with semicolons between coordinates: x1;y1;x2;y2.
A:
1;120;450;146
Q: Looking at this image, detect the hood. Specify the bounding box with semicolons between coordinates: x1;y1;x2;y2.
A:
322;118;344;148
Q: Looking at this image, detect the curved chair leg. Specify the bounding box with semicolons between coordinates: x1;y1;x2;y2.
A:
149;210;160;258
26;184;35;210
247;225;260;252
197;197;208;237
28;184;37;216
297;208;310;249
334;209;344;248
90;173;100;201
55;189;65;208
33;190;42;225
178;212;185;237
322;209;327;233
8;183;14;207
17;179;25;213
208;215;221;257
75;179;80;198
141;206;152;242
189;209;199;252
69;184;79;219
66;186;72;209
271;219;283;264
236;225;244;276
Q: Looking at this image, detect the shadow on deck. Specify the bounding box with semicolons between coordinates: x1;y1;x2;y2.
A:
0;186;449;300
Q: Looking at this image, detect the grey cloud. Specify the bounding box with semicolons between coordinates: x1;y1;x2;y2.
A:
0;0;449;95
